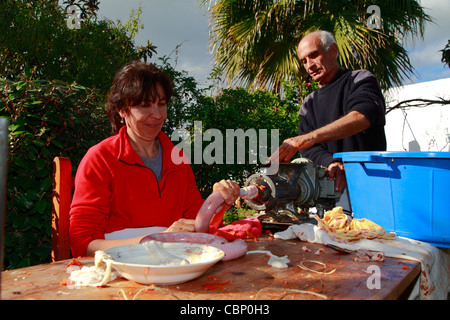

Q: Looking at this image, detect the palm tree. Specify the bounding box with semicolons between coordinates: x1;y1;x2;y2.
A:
441;40;450;68
201;0;432;92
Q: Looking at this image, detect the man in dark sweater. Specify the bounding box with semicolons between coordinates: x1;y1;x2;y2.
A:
270;30;386;210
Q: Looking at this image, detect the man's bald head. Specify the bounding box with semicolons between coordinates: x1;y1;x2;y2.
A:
297;30;340;86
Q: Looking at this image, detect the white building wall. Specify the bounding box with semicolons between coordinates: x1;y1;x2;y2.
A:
384;78;450;152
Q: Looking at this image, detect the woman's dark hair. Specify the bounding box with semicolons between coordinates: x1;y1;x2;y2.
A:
106;61;174;134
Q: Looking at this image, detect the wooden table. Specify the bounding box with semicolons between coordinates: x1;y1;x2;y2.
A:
1;237;420;300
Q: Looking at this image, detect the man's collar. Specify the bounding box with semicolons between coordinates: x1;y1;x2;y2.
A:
327;67;346;85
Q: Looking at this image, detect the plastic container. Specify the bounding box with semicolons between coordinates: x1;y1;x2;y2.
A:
333;151;450;248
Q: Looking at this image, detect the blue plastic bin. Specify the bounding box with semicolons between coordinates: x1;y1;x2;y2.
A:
333;151;450;248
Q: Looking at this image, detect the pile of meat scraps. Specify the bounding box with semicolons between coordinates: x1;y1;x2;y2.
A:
211;217;261;241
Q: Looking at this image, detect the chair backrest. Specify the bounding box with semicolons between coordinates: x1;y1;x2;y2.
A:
51;157;73;262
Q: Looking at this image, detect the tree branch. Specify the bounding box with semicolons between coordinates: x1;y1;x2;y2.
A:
386;97;450;114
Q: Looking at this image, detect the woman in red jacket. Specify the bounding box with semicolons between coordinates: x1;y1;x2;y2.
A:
69;61;239;257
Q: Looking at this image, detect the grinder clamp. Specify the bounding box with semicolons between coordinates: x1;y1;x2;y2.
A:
243;158;342;223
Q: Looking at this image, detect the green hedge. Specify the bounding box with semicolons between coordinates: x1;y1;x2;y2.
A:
0;69;109;269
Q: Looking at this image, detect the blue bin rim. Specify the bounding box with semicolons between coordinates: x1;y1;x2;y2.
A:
334;151;450;162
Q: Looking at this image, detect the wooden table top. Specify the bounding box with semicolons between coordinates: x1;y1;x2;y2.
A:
1;236;420;300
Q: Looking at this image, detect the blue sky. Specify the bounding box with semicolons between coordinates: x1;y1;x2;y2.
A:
404;0;450;84
94;0;450;87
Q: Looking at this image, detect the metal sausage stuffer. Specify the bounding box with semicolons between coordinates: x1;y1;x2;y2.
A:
243;158;342;223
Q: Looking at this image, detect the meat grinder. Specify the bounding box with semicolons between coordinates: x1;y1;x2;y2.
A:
243;158;342;223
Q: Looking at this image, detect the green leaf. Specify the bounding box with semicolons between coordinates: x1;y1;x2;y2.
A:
51;140;64;149
15;81;28;91
35;158;46;169
29;215;42;228
33;139;45;147
13;157;31;169
9;124;21;132
35;167;49;178
35;245;51;261
12;214;26;229
35;200;47;215
25;189;40;201
24;66;31;78
40;177;52;192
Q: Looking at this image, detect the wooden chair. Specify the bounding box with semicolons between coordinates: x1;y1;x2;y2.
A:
51;157;74;262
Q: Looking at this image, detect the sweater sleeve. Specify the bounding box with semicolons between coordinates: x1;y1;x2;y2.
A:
69;147;112;257
181;164;205;219
346;70;386;126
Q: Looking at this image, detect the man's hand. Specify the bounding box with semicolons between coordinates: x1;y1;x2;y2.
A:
327;162;346;191
269;134;314;163
269;111;370;163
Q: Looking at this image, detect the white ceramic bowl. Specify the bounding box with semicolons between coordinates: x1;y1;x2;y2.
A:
103;242;224;285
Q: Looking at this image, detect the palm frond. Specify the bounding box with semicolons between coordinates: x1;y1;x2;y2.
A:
201;0;433;92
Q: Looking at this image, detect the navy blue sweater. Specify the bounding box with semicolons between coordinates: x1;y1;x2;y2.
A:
298;68;386;167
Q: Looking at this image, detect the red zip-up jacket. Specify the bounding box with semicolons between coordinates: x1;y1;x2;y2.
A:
69;126;204;257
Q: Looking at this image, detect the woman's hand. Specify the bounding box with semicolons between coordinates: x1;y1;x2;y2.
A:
165;218;195;233
165;180;239;234
213;179;240;208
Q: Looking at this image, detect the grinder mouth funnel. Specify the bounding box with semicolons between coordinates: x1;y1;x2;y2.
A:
243;174;275;211
244;172;302;212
